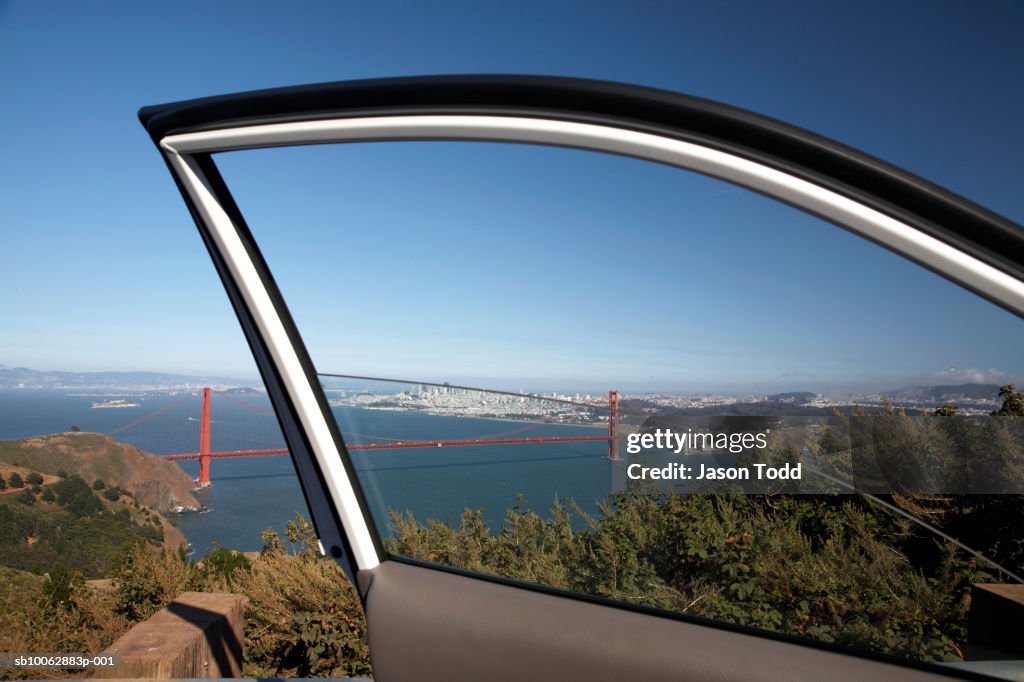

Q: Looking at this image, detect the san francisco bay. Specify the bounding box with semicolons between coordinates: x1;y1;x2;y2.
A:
0;389;615;555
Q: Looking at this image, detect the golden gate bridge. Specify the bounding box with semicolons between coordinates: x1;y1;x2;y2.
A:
108;387;622;487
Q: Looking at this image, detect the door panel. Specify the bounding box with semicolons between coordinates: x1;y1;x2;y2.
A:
361;560;953;682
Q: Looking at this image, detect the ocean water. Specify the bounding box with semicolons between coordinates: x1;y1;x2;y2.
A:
0;390;613;555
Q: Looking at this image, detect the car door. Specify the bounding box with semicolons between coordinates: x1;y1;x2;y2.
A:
140;76;1024;681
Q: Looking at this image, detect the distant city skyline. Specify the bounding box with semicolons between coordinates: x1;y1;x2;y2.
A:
2;2;1022;395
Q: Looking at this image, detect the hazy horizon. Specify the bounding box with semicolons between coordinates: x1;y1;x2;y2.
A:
3;361;1019;400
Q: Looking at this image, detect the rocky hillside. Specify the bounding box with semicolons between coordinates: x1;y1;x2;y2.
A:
0;432;200;513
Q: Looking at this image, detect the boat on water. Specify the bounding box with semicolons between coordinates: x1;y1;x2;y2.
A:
91;399;140;409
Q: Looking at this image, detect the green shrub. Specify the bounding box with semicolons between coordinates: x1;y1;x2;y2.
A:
92;479;107;491
202;545;251;589
112;542;203;622
237;515;371;678
8;472;24;488
25;472;44;486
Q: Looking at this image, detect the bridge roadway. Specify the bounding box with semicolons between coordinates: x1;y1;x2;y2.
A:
163;434;615;461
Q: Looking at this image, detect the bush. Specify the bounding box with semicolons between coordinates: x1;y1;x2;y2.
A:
8;472;24;488
0;474;6;490
103;488;121;502
17;489;35;505
238;514;371;678
40;565;83;609
93;479;107;491
6;571;129;669
113;542;204;622
202;545;251;589
26;472;44;486
41;488;56;503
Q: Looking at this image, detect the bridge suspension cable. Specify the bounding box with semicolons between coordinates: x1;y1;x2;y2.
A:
107;393;196;436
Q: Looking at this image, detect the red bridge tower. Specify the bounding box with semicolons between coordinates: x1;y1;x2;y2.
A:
197;387;212;487
608;390;620;460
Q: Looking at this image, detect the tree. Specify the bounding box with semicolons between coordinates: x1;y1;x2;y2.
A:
70;425;81;433
8;472;24;488
934;404;960;416
0;475;6;490
41;488;56;503
93;479;107;490
992;385;1024;417
26;471;43;485
54;475;103;517
17;489;34;505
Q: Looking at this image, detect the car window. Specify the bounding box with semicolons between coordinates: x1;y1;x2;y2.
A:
213;138;1024;675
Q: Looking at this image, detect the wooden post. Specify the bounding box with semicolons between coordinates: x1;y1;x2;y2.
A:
95;592;247;678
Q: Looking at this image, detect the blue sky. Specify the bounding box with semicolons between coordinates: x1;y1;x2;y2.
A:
2;1;1023;394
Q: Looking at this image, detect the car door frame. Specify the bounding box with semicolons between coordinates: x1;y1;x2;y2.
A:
139;75;1024;681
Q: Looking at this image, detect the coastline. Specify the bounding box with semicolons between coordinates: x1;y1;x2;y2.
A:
347;404;610;430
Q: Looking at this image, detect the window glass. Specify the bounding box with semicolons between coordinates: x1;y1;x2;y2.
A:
216;140;1024;673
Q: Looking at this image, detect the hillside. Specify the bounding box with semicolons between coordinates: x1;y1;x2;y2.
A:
881;383;1002;403
0;432;204;578
0;432;200;513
